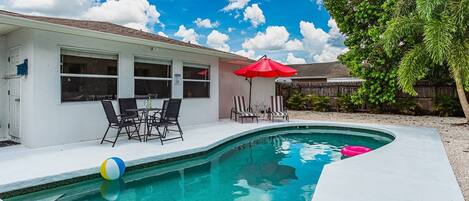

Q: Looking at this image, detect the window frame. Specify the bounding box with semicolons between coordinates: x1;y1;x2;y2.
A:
134;57;173;99
59;48;119;103
182;62;211;98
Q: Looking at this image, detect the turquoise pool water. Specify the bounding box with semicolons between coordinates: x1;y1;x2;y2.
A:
6;126;393;201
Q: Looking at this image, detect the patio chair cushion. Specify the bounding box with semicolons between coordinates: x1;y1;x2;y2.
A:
271;111;288;117
238;112;258;117
271;96;286;113
233;96;249;113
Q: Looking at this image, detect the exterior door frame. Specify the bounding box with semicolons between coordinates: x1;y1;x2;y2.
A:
7;46;21;141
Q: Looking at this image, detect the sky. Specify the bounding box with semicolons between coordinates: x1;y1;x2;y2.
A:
0;0;347;64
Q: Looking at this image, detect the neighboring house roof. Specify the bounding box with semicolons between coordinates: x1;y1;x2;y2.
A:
327;77;364;82
0;10;246;60
288;62;351;79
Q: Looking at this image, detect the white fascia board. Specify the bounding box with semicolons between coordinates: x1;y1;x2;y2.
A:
0;14;245;60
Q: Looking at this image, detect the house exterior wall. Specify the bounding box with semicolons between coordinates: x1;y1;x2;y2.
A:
5;28;220;148
218;61;275;118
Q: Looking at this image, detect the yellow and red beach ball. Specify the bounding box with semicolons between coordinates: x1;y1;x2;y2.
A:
100;157;126;181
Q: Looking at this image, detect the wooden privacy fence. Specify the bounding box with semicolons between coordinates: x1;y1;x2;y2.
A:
276;81;459;112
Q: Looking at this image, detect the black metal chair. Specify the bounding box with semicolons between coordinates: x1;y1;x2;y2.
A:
146;100;169;141
118;98;142;139
118;98;139;118
101;100;141;147
148;99;183;145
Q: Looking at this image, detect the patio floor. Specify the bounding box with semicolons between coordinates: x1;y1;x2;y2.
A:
0;119;464;201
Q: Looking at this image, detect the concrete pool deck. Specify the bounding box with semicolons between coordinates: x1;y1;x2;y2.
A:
0;120;464;201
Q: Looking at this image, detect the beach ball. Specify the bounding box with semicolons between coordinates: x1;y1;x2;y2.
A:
100;157;126;181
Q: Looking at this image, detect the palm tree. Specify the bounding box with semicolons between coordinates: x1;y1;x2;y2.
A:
383;0;469;123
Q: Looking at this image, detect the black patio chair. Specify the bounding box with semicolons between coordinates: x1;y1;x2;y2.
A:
118;98;139;118
101;100;142;147
146;100;169;141
118;98;142;139
148;99;184;145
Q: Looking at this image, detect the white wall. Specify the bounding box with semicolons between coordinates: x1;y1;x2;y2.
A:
218;61;276;118
6;28;220;147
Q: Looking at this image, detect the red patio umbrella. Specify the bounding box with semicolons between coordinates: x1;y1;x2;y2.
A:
234;55;297;109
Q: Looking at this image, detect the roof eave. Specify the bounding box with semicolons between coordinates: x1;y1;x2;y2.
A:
0;13;247;61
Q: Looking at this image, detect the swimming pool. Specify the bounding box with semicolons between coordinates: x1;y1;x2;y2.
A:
6;126;393;201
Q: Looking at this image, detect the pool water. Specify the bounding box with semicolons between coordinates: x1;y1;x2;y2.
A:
7;126;393;201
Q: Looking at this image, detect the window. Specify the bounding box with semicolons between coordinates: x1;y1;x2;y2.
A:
183;63;210;98
134;58;172;99
60;49;118;102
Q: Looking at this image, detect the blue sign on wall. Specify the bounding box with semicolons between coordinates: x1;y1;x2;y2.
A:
17;59;28;76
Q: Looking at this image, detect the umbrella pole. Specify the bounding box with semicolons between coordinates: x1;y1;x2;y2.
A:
248;78;252;112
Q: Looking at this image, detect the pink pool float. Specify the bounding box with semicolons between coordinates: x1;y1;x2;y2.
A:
341;146;372;157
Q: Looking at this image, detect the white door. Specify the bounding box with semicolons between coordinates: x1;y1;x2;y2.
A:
8;47;21;140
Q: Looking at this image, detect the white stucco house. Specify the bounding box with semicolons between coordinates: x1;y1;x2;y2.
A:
0;10;275;148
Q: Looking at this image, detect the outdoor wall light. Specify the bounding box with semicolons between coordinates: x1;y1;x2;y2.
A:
16;59;28;76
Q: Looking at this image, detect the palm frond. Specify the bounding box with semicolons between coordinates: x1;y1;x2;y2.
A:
416;0;446;19
447;39;469;84
448;0;469;33
423;18;455;64
397;44;430;95
394;0;417;16
383;15;423;56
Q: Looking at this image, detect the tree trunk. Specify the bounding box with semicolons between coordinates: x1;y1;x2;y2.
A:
455;78;469;123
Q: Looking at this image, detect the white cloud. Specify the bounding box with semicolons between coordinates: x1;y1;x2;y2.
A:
234;11;241;19
83;0;160;32
242;26;289;50
285;39;304;51
207;30;230;52
194;18;219;29
313;45;348;62
312;0;323;9
3;0;92;17
228;27;235;32
174;25;199;44
300;20;330;55
242;26;303;51
1;0;162;32
223;0;250;11
237;18;346;63
157;31;168;37
326;19;346;47
286;53;306;64
234;49;257;59
299;19;347;62
243;4;265;27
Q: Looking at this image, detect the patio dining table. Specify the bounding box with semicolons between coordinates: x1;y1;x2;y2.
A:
126;107;161;142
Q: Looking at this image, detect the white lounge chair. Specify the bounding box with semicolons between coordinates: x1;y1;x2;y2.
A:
230;96;258;123
270;96;289;122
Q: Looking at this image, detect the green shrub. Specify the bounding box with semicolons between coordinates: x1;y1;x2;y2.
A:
392;98;422;116
433;96;463;117
286;91;307;110
337;95;359;113
306;94;330;112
